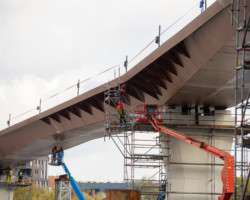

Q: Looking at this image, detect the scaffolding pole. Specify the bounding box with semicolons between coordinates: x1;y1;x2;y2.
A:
232;0;250;199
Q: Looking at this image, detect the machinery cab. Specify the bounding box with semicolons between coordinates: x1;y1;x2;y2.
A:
135;104;163;123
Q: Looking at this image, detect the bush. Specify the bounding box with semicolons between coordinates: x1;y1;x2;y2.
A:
14;185;105;200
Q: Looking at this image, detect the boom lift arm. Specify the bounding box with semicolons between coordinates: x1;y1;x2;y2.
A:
62;163;86;200
150;115;234;200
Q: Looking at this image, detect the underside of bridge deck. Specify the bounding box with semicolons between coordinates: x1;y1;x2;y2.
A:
0;0;249;169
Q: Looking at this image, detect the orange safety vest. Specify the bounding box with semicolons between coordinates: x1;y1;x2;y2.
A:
118;88;125;93
116;102;124;111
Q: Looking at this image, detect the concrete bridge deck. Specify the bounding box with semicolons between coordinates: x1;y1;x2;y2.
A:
0;0;249;169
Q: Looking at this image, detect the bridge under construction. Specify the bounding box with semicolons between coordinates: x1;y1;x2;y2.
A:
0;0;250;199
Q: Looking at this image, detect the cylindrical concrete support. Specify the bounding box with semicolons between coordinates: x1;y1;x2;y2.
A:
161;127;234;200
0;184;14;200
106;189;141;200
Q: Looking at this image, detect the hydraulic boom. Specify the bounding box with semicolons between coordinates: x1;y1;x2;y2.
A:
150;115;234;200
62;163;86;200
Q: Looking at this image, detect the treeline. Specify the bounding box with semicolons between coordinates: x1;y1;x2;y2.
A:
14;185;105;200
14;176;250;200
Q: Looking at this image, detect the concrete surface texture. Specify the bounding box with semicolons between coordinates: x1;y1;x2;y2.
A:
0;183;14;200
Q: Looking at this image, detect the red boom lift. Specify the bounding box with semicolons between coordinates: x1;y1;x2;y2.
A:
136;105;234;200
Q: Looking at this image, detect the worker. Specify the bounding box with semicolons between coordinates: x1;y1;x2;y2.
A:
57;147;64;165
18;170;23;183
117;83;127;97
52;146;57;163
7;169;13;183
156;193;166;200
156;184;166;200
117;83;128;103
116;100;126;123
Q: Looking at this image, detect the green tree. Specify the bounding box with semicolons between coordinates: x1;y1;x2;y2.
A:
72;191;94;200
14;185;55;200
93;192;105;200
14;184;105;200
134;176;159;200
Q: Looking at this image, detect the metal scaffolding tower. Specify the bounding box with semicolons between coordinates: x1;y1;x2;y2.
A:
232;0;250;199
55;175;72;200
106;124;168;197
104;68;132;138
104;75;167;197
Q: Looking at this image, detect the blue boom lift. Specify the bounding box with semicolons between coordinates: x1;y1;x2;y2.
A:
50;157;86;200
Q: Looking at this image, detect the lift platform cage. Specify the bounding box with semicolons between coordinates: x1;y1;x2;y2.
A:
135;104;163;123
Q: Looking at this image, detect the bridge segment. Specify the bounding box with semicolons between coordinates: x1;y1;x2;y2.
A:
0;0;248;169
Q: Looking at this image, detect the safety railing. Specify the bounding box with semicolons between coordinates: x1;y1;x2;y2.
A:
48;154;64;165
135;104;163;123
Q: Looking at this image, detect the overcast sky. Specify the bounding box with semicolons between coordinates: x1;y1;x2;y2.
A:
0;0;216;182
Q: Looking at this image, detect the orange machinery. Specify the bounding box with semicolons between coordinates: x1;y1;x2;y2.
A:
136;105;234;200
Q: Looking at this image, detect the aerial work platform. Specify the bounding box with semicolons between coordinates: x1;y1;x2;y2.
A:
49;159;86;200
135;104;234;200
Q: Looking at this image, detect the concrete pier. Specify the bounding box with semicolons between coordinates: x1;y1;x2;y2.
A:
161;108;234;200
0;175;14;200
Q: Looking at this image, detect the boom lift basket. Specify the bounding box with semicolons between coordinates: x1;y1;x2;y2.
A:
135;104;163;123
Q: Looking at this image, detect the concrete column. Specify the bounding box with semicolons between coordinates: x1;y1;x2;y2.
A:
161;108;234;200
0;175;14;200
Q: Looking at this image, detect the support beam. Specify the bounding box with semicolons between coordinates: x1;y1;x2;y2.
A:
76;102;92;115
58;110;71;121
67;106;81;118
122;93;131;105
139;72;167;90
146;67;172;83
131;76;161;95
172;41;191;58
126;85;145;102
130;80;159;100
50;114;61;123
153;58;178;76
41;117;51;125
162;51;183;67
85;97;104;112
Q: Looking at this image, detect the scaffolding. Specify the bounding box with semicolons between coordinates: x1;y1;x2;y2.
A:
131;104;168;197
106;105;239;199
104;75;240;199
232;0;250;199
55;175;72;200
104;68;133;188
104;68;132;138
103;19;250;196
0;171;32;200
107;123;168;197
138;107;238;200
104;76;167;197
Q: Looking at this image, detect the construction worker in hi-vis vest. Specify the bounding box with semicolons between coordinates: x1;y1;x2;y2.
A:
116;100;126;123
